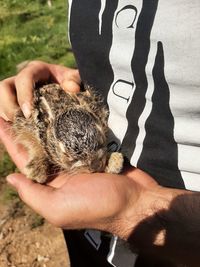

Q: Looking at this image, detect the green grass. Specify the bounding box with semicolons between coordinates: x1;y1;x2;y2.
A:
0;0;75;80
0;1;76;202
0;185;19;203
30;213;45;229
0;151;17;177
0;150;18;203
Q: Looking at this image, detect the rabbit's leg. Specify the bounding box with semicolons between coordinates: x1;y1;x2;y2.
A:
105;152;124;174
18;132;52;183
24;156;51;183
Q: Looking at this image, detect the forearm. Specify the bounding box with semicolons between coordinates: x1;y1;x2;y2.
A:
126;186;199;265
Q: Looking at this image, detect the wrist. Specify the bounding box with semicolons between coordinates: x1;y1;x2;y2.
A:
125;184;194;263
120;185;172;241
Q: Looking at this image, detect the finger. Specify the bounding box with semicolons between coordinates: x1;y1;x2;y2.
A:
6;173;58;222
61;69;81;93
0;77;19;121
61;79;81;93
7;173;81;228
15;62;50;118
0;118;28;170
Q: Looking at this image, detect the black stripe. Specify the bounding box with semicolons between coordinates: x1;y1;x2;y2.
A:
138;42;185;189
64;230;113;267
69;0;118;98
121;0;159;159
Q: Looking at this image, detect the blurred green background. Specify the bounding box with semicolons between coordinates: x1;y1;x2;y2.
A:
0;0;75;201
0;0;75;80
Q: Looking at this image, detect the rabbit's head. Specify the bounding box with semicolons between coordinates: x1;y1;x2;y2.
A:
32;84;109;174
49;107;107;173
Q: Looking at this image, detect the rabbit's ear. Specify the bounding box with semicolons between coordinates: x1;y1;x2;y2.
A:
82;85;109;120
39;96;54;121
33;83;64;123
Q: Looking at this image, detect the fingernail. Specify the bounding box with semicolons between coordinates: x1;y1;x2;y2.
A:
22;103;31;119
6;175;17;187
1;113;10;122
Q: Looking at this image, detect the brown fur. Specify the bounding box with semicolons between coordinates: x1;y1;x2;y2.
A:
13;83;123;183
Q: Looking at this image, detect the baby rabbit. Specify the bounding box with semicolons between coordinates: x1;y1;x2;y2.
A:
13;83;123;183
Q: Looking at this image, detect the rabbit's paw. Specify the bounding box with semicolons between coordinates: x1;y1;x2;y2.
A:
23;159;49;183
105;152;124;174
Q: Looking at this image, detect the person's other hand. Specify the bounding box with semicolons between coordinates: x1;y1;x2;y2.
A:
0;60;81;121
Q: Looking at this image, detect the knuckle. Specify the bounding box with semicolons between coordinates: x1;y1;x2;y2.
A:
0;78;9;89
14;75;23;88
15;70;30;86
70;68;78;77
27;60;44;68
15;70;26;80
16;60;41;77
0;79;12;98
0;82;4;92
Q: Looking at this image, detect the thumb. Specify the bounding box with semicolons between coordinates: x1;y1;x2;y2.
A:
61;69;81;93
6;173;58;222
61;79;80;93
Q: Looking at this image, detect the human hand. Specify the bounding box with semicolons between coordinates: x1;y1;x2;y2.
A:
0;60;81;121
1;118;198;266
0;118;169;239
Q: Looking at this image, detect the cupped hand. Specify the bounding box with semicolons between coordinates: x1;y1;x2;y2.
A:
1;118;197;267
0;60;81;121
0;118;166;240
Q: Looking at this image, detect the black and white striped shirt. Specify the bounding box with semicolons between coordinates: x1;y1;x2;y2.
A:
66;1;200;266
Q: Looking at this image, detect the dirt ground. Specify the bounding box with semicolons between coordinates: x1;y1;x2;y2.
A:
0;145;70;267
